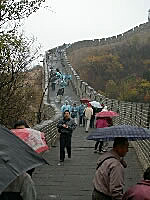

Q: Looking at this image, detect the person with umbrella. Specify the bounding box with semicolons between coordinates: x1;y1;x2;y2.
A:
93;110;118;153
57;110;77;165
89;101;102;129
13;120;35;178
90;106;97;129
0;124;47;199
94;117;110;153
92;137;129;200
12;120;48;177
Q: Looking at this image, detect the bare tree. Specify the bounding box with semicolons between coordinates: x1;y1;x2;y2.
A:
0;0;47;127
0;0;46;27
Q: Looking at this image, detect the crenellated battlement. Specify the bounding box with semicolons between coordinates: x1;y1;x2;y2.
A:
66;22;150;53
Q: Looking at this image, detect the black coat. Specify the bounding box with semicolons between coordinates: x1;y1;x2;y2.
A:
57;118;77;135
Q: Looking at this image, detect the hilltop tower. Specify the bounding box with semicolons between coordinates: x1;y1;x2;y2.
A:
148;9;150;22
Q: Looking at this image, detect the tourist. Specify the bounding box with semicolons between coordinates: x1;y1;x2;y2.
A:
122;167;150;200
78;102;86;126
57;110;77;165
13;120;35;177
90;106;96;128
92;137;129;200
84;103;93;133
61;100;71;114
94;117;109;153
71;103;78;125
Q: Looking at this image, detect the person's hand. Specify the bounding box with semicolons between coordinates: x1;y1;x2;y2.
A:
62;124;67;128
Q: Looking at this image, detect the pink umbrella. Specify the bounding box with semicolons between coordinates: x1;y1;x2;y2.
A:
96;111;119;118
11;128;49;153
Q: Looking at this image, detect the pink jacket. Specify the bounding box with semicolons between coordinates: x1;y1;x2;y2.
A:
96;118;108;128
122;180;150;200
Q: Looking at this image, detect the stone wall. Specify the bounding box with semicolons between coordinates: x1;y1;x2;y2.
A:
63;50;150;170
66;22;150;53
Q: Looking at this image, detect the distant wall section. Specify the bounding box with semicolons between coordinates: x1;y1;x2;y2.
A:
67;22;150;53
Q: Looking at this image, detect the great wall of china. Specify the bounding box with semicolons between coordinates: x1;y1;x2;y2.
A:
36;21;150;170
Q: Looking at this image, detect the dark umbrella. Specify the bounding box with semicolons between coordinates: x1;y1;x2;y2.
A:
0;124;48;193
87;125;150;141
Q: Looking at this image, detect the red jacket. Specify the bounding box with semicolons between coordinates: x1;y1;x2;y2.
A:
122;180;150;200
96;118;108;128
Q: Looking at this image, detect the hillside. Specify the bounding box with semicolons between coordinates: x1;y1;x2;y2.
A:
68;27;150;103
0;66;43;127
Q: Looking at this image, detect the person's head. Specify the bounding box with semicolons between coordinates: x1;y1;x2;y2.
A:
65;100;69;105
64;110;70;119
87;103;91;107
13;120;30;129
113;137;129;157
56;68;60;72
144;167;150;180
73;103;76;107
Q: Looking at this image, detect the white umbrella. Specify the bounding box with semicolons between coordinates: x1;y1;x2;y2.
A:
89;101;102;108
102;106;108;111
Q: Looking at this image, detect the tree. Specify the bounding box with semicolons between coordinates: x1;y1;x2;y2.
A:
0;0;47;127
105;80;118;99
1;0;46;28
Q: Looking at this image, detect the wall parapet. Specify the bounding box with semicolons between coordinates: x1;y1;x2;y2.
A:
34;51;61;148
66;22;150;53
63;48;150;170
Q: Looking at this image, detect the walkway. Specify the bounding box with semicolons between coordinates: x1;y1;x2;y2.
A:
33;56;143;200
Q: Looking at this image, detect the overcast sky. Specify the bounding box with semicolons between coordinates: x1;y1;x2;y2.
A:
23;0;150;52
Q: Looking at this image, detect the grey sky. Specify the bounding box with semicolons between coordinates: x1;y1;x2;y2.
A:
23;0;150;52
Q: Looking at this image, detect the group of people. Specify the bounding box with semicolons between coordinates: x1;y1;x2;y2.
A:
60;100;112;154
49;67;71;102
57;100;150;200
60;100;106;131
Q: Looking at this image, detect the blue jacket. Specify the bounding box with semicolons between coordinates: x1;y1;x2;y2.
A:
59;80;67;89
61;104;71;113
78;104;86;116
71;106;79;118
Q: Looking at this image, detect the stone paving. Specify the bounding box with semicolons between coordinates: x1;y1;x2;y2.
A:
33;57;143;200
